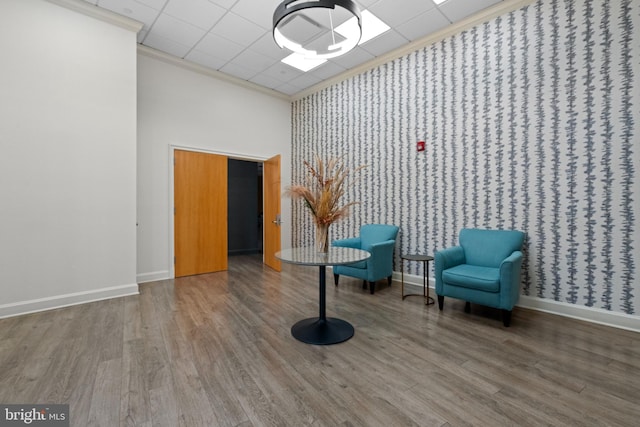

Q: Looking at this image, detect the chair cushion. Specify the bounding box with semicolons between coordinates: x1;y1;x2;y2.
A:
345;260;367;269
442;264;500;292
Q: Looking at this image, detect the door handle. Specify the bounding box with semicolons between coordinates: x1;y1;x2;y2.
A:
272;214;282;226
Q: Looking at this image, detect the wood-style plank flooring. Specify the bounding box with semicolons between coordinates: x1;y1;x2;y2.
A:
1;255;639;426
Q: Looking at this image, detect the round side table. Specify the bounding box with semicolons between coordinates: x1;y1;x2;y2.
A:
401;254;435;305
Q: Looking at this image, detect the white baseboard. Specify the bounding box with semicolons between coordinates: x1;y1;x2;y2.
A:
516;295;640;333
0;283;139;319
393;272;640;333
136;270;170;283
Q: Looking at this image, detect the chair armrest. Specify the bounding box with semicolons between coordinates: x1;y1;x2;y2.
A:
435;246;465;293
332;237;361;249
435;246;465;270
367;239;395;257
499;251;523;309
363;239;396;280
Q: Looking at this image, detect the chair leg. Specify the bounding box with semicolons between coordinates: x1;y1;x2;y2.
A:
369;282;375;294
437;295;444;310
387;275;392;286
502;310;512;327
464;302;471;313
334;274;339;286
362;280;367;290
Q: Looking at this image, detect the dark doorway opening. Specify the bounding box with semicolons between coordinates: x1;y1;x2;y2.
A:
228;159;263;256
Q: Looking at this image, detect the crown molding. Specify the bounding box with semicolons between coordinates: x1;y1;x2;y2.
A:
137;45;292;102
291;0;537;101
46;0;143;32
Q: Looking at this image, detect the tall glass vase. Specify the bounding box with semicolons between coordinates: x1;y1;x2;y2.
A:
315;223;330;253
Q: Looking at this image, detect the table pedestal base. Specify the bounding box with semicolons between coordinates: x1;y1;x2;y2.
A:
291;317;354;345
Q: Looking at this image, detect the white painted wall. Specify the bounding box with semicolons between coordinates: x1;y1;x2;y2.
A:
136;54;291;282
0;0;138;316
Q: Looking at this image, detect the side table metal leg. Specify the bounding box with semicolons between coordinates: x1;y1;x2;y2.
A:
401;258;405;300
423;260;426;299
425;260;434;305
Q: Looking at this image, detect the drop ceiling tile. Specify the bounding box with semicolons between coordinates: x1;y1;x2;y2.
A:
328;46;375;69
185;49;229;70
248;33;290;61
208;0;237;9
288;73;323;90
356;0;378;8
163;0;226;30
228;49;279;74
193;32;245;61
395;8;451;41
360;29;409;57
231;0;281;30
261;62;304;83
308;61;347;80
133;0;167;10
274;83;301;96
277;13;327;46
219;62;258;80
367;0;436;27
249;73;286;90
97;0;161;30
148;13;206;47
438;0;503;23
143;32;191;57
210;11;268;47
86;0;510;95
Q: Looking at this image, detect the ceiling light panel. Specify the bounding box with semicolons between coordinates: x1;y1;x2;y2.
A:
281;52;327;72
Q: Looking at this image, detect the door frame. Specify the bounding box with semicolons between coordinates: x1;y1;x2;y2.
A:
167;144;280;278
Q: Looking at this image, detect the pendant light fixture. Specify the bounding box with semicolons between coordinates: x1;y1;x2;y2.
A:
273;0;362;60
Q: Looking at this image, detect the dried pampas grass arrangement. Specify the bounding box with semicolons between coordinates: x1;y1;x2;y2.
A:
286;154;365;252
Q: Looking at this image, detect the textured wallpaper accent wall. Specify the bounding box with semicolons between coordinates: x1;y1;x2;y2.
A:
291;0;639;315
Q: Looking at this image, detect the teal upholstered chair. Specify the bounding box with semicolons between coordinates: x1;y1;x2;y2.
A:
435;228;525;326
332;224;400;294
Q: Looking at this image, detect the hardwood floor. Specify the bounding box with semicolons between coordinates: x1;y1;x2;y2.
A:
1;255;639;426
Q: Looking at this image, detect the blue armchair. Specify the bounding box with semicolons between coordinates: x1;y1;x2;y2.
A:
435;228;525;327
332;224;400;294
